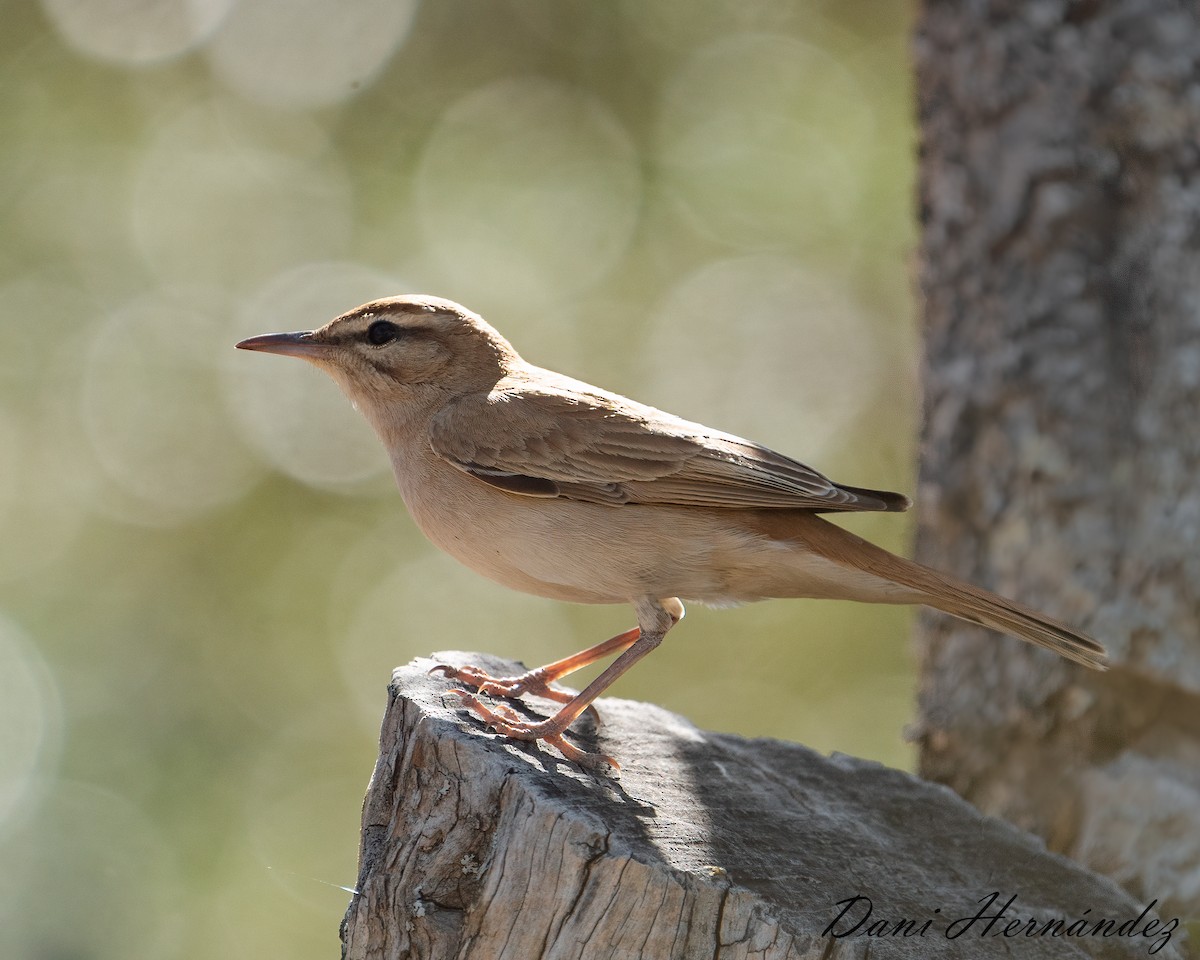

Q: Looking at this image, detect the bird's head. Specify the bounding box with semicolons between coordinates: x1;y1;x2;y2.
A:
237;295;519;430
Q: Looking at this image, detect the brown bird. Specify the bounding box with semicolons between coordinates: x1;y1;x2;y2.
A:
237;295;1107;768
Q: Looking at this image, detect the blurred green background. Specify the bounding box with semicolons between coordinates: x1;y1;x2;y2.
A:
0;1;917;956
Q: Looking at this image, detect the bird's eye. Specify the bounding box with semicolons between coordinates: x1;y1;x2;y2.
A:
366;319;401;346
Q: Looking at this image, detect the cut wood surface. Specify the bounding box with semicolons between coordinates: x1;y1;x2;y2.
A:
340;652;1186;960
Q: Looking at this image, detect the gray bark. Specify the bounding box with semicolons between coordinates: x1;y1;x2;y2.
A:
340;653;1183;959
914;0;1200;923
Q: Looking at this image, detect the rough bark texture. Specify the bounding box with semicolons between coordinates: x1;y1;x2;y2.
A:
914;0;1200;925
340;653;1183;959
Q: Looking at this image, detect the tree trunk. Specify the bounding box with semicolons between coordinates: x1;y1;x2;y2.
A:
340;653;1183;959
914;0;1200;923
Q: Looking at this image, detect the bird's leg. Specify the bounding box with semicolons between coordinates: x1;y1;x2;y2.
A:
430;626;641;707
449;598;684;769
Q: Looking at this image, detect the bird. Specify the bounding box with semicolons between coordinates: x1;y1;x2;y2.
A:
236;294;1108;769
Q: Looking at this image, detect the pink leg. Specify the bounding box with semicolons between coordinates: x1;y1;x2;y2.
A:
435;599;682;769
430;626;640;711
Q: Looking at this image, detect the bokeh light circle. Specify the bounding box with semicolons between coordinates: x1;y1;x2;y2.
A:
206;0;418;109
41;0;235;66
0;781;182;960
0;614;62;839
620;0;805;51
132;100;353;288
657;32;873;250
415;77;642;308
0;281;93;580
641;254;883;455
82;291;265;526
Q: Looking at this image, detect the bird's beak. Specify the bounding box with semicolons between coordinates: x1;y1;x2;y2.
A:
235;331;328;359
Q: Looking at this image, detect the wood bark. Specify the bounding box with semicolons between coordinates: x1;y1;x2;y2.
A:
340;653;1183;959
914;0;1200;924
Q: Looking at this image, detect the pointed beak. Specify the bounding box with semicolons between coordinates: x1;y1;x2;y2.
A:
235;331;328;359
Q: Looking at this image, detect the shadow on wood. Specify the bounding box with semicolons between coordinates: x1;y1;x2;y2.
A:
340;652;1185;959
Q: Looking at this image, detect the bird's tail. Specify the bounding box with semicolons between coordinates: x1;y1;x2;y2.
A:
919;579;1108;670
868;548;1107;670
773;513;1109;670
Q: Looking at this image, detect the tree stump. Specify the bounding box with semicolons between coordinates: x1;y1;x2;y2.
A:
339;653;1185;959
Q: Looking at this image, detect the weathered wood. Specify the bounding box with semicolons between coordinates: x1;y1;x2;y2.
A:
340;653;1184;959
914;0;1200;922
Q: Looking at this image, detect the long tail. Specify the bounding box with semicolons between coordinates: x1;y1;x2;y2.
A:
772;513;1109;670
911;569;1108;670
867;545;1107;669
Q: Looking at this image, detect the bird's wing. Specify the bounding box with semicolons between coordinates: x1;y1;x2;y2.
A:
428;376;910;513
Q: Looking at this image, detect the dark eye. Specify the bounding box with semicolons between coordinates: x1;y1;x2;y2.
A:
366;319;401;346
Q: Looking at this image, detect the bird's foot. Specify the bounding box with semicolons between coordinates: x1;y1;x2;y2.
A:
429;661;600;721
429;661;565;700
448;689;618;772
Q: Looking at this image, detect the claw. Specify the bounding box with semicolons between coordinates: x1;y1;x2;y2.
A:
429;661;601;722
449;689;617;771
544;733;619;771
426;627;646;771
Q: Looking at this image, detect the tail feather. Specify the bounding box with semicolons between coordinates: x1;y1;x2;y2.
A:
930;592;1108;670
883;559;1108;670
781;514;1109;670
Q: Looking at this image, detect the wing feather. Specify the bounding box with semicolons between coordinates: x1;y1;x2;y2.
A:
428;372;909;513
